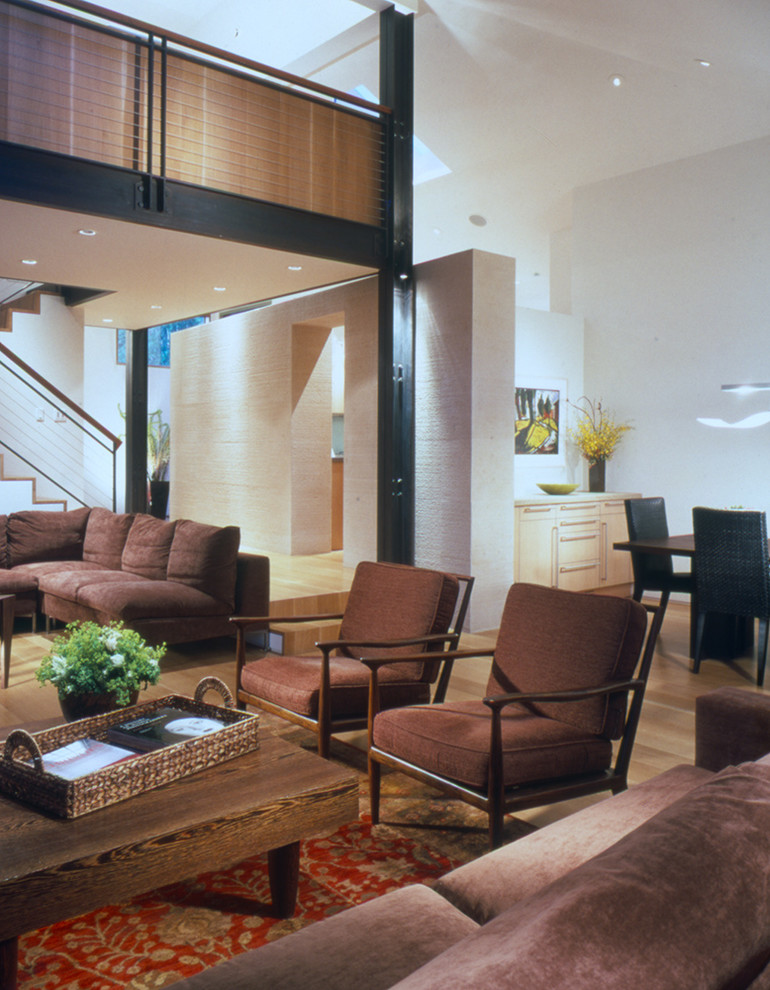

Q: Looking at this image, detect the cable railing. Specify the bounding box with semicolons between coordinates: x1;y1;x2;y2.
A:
1;0;388;227
0;341;120;510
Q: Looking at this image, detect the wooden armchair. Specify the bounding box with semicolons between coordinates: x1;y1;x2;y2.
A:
230;561;473;758
364;583;662;847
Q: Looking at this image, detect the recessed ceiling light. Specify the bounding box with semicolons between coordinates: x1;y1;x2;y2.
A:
213;286;227;292
609;74;624;87
150;304;162;310
21;258;37;265
695;59;711;67
469;214;487;227
77;228;96;237
102;318;114;323
288;265;303;271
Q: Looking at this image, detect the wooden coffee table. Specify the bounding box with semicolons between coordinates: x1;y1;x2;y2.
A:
0;730;358;989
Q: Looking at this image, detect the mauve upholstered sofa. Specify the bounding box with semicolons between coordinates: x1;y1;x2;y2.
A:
0;507;269;645
169;686;770;990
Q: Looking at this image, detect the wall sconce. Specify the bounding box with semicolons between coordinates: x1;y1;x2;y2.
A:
697;382;770;429
721;383;770;394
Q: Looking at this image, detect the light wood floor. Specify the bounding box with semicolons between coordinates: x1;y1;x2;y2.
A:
1;595;765;831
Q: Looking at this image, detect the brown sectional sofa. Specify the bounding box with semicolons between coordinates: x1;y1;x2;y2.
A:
169;686;770;989
0;507;269;645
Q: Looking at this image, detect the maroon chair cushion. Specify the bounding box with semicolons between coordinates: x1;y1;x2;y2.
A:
0;514;6;567
372;699;612;790
487;583;647;738
6;507;90;567
338;561;458;682
82;507;135;569
121;514;177;580
241;653;432;718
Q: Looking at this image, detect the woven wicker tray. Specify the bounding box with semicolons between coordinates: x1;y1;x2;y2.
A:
0;676;259;818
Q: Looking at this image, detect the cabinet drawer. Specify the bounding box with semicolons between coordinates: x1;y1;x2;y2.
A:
557;529;601;565
558;561;602;592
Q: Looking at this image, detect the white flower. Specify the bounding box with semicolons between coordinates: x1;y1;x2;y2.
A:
110;653;125;666
103;633;119;652
51;655;67;675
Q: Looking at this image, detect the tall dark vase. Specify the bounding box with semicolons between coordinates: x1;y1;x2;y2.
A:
588;460;606;493
149;480;170;519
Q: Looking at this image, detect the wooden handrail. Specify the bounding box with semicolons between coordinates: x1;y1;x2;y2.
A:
28;0;392;117
0;341;121;450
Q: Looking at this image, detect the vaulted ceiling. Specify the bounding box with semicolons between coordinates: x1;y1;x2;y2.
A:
2;0;769;325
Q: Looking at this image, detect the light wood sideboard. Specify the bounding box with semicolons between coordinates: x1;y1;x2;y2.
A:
514;492;641;594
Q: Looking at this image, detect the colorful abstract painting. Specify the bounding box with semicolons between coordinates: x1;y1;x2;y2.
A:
515;385;561;456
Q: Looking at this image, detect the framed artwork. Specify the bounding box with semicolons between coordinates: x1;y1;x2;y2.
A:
514;379;566;463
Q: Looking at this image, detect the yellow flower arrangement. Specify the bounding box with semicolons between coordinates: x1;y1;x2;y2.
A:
568;397;632;464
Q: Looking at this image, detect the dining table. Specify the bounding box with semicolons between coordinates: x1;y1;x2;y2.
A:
612;534;754;660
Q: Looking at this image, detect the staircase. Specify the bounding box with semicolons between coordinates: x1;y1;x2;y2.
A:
0;288;120;513
0;454;66;513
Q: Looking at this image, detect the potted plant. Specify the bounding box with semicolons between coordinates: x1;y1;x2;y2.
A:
36;620;165;721
569;397;632;492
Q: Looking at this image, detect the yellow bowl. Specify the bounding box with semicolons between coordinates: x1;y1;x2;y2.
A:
537;483;579;495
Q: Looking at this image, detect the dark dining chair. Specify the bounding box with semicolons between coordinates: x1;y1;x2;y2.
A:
365;583;662;848
692;506;770;687
624;497;695;627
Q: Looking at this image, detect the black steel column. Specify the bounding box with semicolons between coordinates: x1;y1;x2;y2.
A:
125;329;148;512
378;6;414;564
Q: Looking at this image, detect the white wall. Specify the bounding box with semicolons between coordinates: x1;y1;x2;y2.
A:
572;134;770;536
514;307;585;497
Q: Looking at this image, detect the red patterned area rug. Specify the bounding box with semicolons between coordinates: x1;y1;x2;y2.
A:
18;725;534;990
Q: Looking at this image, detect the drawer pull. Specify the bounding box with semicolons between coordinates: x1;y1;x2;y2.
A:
560;518;599;527
523;506;553;513
559;534;599;543
560;563;598;574
560;503;599;511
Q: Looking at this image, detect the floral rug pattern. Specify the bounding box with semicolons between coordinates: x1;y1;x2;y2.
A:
18;719;534;989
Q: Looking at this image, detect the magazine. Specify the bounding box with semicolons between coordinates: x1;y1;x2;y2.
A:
37;738;139;780
106;706;226;752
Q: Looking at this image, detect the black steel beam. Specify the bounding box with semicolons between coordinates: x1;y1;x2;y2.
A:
0;143;386;269
125;329;148;513
377;7;415;564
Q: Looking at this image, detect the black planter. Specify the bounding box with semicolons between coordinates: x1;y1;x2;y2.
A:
149;480;170;519
588;460;606;493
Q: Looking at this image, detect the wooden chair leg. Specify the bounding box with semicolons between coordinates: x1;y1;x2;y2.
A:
368;757;381;825
757;618;769;688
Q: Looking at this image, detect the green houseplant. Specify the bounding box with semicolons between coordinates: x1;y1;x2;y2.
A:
36;620;165;720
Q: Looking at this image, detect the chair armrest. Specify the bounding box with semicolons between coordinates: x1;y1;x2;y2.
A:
482;678;642;712
230;612;344;631
695;687;770;771
317;633;466;656
360;647;496;669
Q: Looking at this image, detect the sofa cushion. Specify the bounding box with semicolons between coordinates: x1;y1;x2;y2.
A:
392;762;770;990
696;686;770;772
0;514;6;567
167;520;240;608
435;763;712;923
38;569;145;601
121;514;177;580
6;507;90;567
165;885;478;990
75;579;232;619
83;507;134;569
